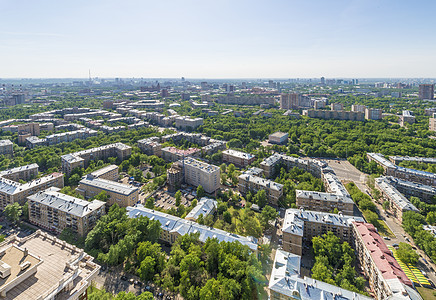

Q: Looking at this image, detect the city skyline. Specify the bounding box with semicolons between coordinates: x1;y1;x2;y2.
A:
2;0;436;78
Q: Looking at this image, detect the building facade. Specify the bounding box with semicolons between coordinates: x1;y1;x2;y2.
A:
178;158;220;194
238;172;283;205
222;149;255;168
419;84;434;100
28;187;105;236
0;140;13;156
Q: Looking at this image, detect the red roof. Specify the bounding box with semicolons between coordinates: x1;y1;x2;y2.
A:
353;221;412;287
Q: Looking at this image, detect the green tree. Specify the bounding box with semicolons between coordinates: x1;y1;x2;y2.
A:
197;214;204;225
4;203;22;224
382;201;390;211
223;211;232;224
145;197;154;209
175;190;182;207
197;185;205;199
259;205;278;228
254;190;267;208
94;191;110;202
397;242;419;265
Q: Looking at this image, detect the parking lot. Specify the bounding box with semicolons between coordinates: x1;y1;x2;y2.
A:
153;188;194;210
0;217;35;239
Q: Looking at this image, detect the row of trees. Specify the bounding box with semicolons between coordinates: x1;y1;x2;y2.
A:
402;211;436;263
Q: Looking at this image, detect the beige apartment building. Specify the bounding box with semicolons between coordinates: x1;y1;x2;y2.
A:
238;173;283;205
222;149;255;168
61;143;132;175
180;158;220;194
0;164;39;182
282;209;364;256
88;164;119;181
429;113;436;132
0;168;64;210
77;175;139;207
295;190;354;215
28;187;105;236
0;140;13;156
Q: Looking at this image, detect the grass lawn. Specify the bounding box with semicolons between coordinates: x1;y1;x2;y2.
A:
377;219;395;238
416;286;436;300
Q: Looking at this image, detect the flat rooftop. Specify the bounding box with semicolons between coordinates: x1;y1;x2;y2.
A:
222;149;255;160
79;176;138;196
0;231;99;300
0;140;13;146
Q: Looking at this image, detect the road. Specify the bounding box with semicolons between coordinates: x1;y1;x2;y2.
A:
325;159;436;286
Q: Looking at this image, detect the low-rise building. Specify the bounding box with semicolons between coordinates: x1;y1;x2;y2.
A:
161;147;200;162
268;132;289;145
88;164;119;181
26;129;98;149
352;221;418;300
374;177;419;222
238;172;283;205
175;116;204;130
138;137;162;156
383;176;436;204
367;153;436;186
430;113;436;132
185;197;217;221
0;140;13;156
28;187;105;236
0;230;100;299
77;175;139;207
296;189;354;215
0;170;64;210
400;110;415;126
0;164;38;182
389;155;436;165
126;205;258;252
269;249;371;300
303;109;365;121
61;143;132;176
222;149;255;168
282;208;364;256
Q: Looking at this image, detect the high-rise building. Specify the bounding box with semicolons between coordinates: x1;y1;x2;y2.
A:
280;93;300;109
330;103;343;111
365;108;383;120
0;139;13;156
419;84;434;100
320;77;325;85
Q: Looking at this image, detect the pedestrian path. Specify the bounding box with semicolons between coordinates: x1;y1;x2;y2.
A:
407;263;431;287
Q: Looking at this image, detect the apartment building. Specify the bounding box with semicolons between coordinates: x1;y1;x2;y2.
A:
389;155;436;165
365;108;383;120
0;230;100;300
0;170;64;210
138;137;162;156
2;122;40;135
367;153;436;186
282;208;364;256
185;197;217;221
127;205;258;252
330;103;344;111
280;93;300;110
28;187;105;236
238;172;283;205
303;109;365;121
61;143;132;175
268;132;289;145
166;164;184;192
216;94;275;106
88;164;119;181
222;149;255;168
430;113;436;132
374;177;419;222
161;147;200;162
352;221;418;300
419;84;434;100
351;104;366;112
0;140;13;156
269;249;371;300
26;129;98;148
296;189;354;215
384;176;436;203
260;153;327;179
178;158;220;194
175;116;204;130
400;110;415;126
77;175;139;207
0;164;39;182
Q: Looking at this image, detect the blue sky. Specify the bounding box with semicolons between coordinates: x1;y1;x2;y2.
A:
1;0;435;78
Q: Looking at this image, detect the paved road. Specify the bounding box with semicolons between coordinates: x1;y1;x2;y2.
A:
325;159;436;287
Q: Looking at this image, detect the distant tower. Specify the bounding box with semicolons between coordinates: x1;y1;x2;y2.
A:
419;84;434;100
320;77;325;85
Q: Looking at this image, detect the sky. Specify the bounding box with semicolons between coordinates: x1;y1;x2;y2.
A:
1;0;435;78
